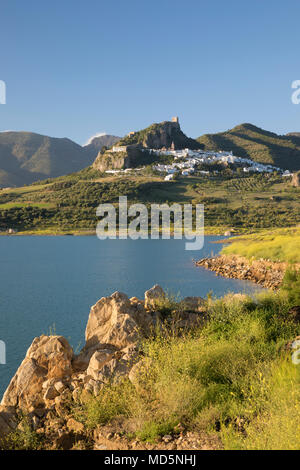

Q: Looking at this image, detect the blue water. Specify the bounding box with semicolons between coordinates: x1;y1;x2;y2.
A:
0;236;263;396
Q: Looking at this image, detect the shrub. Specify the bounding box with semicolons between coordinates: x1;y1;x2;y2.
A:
281;269;300;305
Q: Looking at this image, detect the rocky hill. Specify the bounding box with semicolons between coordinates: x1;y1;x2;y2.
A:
197;123;300;171
93;118;201;172
117;118;200;150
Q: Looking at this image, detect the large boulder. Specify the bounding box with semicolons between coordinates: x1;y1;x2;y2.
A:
1;335;73;410
85;291;153;350
86;349;116;380
144;285;165;309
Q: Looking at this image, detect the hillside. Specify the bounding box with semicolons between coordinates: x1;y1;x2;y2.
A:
0;132;116;188
93;119;201;172
0;167;299;234
197;123;300;171
117;119;200;150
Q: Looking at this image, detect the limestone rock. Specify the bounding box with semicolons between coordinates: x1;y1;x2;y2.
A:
0;406;17;439
86;349;116;380
85;291;152;350
144;285;165;309
1;335;73;410
66;418;84;434
291;171;300;187
43;384;59;401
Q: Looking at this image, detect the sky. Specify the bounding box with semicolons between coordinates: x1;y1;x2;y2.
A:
0;0;300;145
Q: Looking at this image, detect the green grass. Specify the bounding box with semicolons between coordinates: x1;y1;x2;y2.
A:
0;170;299;233
0;202;55;209
70;290;300;448
222;227;300;263
0;416;43;450
222;359;300;450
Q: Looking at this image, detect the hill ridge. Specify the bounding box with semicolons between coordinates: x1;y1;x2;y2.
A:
197;124;300;171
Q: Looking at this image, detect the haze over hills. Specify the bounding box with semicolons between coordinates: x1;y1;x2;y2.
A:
197;123;300;172
0;131;120;188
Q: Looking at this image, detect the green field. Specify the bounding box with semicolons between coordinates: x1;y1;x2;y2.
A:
0;166;299;233
222;227;300;264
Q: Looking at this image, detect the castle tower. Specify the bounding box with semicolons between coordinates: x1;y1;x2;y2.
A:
171;116;179;124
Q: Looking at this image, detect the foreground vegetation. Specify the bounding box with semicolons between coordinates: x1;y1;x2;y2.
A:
4;283;300;450
222;227;300;264
0;166;299;234
73;292;299;450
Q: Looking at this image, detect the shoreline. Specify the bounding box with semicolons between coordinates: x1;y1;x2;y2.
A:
194;254;293;289
0;228;231;237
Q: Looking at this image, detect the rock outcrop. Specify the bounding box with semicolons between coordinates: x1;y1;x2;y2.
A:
93;119;201;171
0;285;204;446
144;284;165;309
1;335;73;411
291;171;300;187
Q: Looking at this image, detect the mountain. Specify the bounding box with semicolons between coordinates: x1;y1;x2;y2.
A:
83;134;120;158
197;123;300;171
116;118;199;150
93;118;200;171
0;131;116;188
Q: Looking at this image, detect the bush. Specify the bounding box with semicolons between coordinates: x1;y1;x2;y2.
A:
281;269;300;305
69;290;300;447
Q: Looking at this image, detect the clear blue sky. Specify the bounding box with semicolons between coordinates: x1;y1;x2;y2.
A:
1;0;300;145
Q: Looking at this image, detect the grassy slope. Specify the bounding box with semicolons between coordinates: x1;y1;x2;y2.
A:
222;227;300;264
0;167;299;233
197;123;300;171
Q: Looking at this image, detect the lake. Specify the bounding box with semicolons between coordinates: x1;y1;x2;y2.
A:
0;236;263;396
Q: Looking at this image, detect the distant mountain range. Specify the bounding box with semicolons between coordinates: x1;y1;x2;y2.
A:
197;123;300;171
83;134;120;159
0;122;299;188
0;132;120;187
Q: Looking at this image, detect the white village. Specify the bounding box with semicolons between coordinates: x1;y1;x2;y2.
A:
105;147;292;180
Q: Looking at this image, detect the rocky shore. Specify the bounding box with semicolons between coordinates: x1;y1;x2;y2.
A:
0;285;217;450
194;254;287;289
